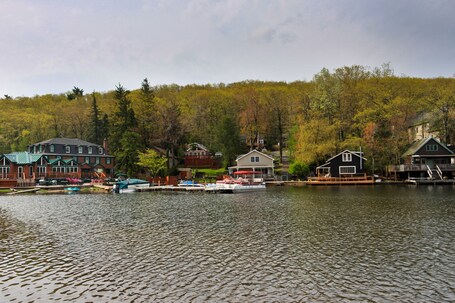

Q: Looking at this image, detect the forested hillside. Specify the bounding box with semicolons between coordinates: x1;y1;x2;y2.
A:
2;64;455;175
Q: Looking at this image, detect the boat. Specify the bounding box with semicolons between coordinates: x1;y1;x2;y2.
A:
113;178;150;193
214;171;266;193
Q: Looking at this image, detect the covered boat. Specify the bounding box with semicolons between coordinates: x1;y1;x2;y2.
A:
113;178;150;193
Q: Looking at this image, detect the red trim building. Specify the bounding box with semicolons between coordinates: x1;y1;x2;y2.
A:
0;138;115;186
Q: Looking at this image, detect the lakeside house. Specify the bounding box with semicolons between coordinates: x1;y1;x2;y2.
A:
306;150;374;185
389;137;455;180
407;113;440;143
228;149;274;179
0;138;115;186
315;150;367;178
183;143;221;169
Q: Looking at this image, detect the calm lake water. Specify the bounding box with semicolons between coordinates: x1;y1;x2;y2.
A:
1;186;455;302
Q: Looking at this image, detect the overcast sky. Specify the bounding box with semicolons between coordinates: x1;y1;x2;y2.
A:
1;0;454;97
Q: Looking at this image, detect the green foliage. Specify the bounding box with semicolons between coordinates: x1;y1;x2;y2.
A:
87;91;108;145
2;64;455;177
288;162;310;179
115;131;141;177
194;168;227;176
215;116;243;168
137;149;167;178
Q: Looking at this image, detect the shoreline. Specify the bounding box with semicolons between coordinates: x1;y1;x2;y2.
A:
1;179;452;196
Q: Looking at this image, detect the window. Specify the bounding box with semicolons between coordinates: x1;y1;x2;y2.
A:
342;153;352;162
85;156;90;163
426;144;438;152
50;145;55;152
88;147;93;154
78;146;83;154
37;166;46;175
39;145;42;153
0;166;10;178
96;157;100;164
106;158;111;165
339;166;356;175
99;147;103;154
65;146;70;153
251;156;260;162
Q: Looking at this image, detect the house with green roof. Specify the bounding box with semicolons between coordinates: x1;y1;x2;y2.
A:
0;151;48;181
0;138;115;186
389;137;455;180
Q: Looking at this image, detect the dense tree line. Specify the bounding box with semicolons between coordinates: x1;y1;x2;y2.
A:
1;64;455;176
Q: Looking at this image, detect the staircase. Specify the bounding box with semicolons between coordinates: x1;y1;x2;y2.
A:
427;165;443;180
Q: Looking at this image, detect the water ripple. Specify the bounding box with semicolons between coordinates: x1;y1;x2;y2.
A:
1;187;455;302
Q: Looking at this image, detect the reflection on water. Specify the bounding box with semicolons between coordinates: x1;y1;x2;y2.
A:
1;186;455;302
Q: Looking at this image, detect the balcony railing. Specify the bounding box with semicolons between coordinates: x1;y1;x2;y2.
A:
389;164;455;172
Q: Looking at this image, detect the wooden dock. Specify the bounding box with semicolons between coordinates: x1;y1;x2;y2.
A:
407;179;455;185
136;186;206;193
306;176;375;186
7;188;41;195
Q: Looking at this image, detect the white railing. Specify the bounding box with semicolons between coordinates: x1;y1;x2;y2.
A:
436;165;443;179
389;164;455;172
426;165;433;179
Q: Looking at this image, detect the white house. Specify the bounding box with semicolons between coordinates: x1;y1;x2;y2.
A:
228;150;274;177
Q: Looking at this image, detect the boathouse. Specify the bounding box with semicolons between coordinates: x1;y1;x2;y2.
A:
315;150;367;178
389;137;455;180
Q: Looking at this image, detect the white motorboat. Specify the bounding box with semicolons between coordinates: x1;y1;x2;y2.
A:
214;171;266;193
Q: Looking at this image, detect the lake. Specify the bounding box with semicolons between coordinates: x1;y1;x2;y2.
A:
1;185;455;302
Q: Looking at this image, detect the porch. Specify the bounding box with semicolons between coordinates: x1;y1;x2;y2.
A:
388;164;455;172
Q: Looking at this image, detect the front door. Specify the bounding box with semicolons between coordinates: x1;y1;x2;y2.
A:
18;166;24;179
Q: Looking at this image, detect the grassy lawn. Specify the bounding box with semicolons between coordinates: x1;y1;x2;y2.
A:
191;168;227;183
193;168;227;176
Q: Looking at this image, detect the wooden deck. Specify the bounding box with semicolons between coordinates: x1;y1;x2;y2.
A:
136;186;206;193
306;176;374;186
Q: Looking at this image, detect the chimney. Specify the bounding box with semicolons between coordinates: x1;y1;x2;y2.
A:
103;138;108;154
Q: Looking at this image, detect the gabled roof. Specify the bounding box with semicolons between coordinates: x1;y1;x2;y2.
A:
48;157;79;165
324;150;366;163
236;149;274;161
317;150;366;169
32;138;99;147
186;142;209;152
4;152;44;164
402;137;453;157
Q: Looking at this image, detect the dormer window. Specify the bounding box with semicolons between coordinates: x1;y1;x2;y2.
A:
65;145;71;153
78;146;83;154
98;147;103;154
88;147;93;154
342;153;352;162
50;145;55;153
